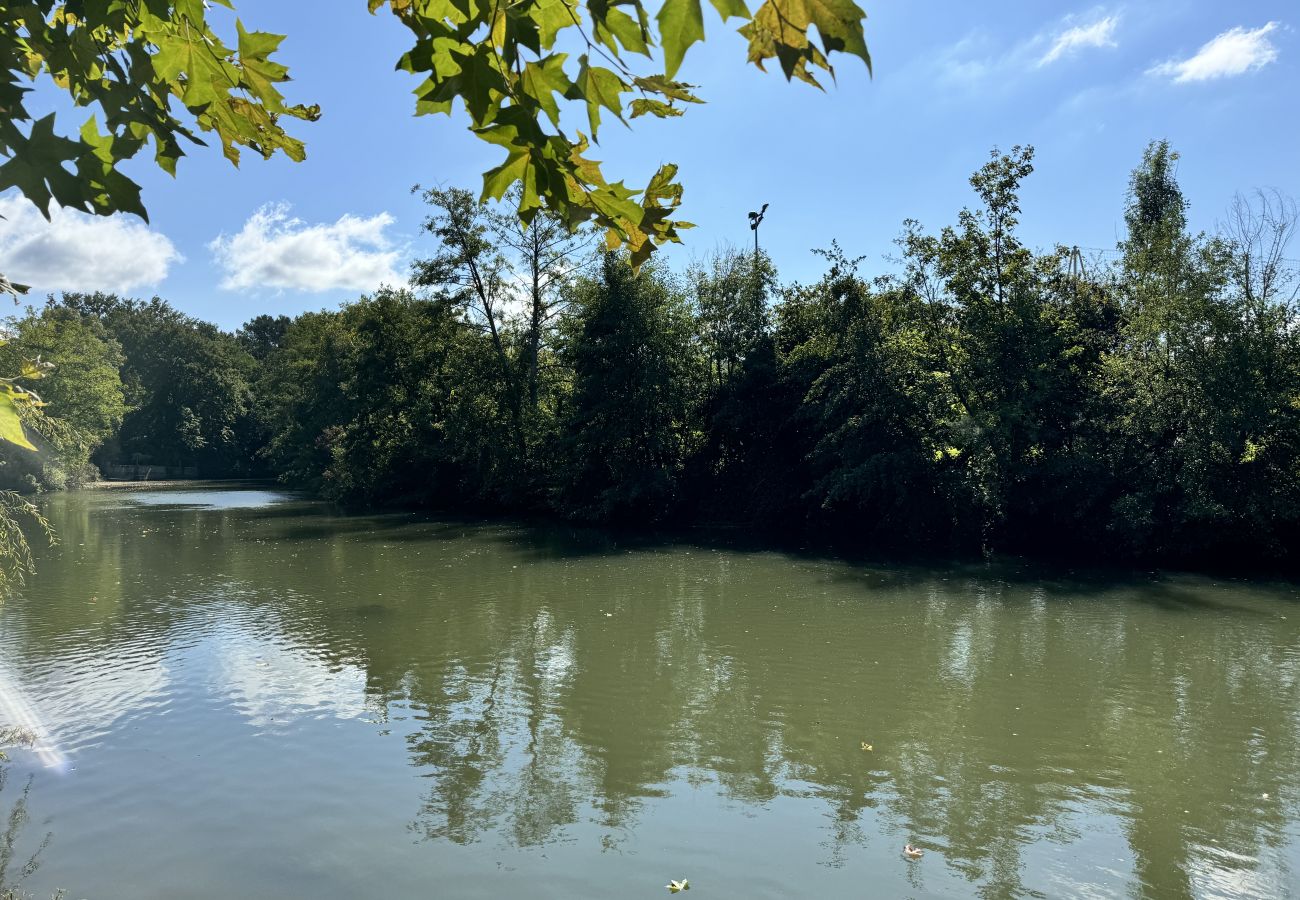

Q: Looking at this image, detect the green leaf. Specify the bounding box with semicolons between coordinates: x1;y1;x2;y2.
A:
0;394;36;452
236;20;291;114
632;75;705;103
77;118;148;218
0;115;83;218
521;55;572;127
414;78;455;115
656;0;706;79
802;0;870;62
152;27;236;109
742;0;870;82
434;48;503;123
643;162;683;206
574;57;627;137
599;6;651;56
709;0;750;20
481;150;530;202
530;0;579;49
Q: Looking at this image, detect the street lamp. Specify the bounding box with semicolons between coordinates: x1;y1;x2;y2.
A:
747;203;769;257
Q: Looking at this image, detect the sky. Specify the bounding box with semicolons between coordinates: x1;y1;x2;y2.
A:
1;1;1296;330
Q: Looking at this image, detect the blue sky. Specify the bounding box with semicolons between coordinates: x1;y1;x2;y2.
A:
1;1;1296;329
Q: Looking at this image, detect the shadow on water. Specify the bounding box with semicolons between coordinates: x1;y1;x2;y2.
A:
251;499;1300;612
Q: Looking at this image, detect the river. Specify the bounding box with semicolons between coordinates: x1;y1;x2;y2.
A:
0;486;1297;898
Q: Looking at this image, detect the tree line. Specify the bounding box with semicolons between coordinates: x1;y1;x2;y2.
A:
5;141;1298;566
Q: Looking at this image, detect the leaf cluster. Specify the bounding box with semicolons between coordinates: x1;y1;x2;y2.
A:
1;1;318;220
378;0;869;265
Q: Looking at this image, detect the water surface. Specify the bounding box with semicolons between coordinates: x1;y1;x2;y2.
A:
0;487;1297;898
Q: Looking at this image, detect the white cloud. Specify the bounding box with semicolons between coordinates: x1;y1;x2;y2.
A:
935;11;1120;88
0;194;181;293
1039;15;1119;66
1149;22;1281;83
210;202;404;292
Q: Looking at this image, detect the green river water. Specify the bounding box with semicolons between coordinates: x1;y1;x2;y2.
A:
0;486;1297;898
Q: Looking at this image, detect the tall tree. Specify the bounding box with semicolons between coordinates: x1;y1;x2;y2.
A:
777;247;956;544
413;186;524;457
0;305;126;489
896;147;1101;547
487;192;598;413
1107;146;1300;558
559;253;703;522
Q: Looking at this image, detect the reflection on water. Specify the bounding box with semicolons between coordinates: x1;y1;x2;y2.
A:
0;667;66;771
0;487;1297;898
0;764;56;900
111;488;289;510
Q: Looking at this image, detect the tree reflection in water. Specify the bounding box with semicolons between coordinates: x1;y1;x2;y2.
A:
372;546;1300;896
7;495;1300;898
0;760;61;900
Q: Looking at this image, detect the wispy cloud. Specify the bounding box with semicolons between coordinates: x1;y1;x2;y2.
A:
210;203;404;293
934;33;995;86
1149;22;1281;83
1039;15;1119;66
935;9;1121;88
0;195;181;293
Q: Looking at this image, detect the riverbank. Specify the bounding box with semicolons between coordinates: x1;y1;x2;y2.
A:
84;478;277;491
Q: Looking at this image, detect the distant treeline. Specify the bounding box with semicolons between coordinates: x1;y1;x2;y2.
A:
5;141;1299;566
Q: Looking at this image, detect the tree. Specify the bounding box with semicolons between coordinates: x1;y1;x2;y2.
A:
256;291;515;506
56;294;257;475
487;190;598;413
0;305;126;489
1106;146;1300;559
773;247;958;545
412;186;526;460
236;315;294;362
888;147;1124;552
558;252;703;522
685;246;784;523
693;246;774;385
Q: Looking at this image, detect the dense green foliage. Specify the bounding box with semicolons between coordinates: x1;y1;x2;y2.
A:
3;0;868;279
12;142;1300;568
253;142;1300;565
0;305;125;489
19;293;260;477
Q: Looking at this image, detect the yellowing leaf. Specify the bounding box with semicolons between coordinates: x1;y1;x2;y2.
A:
630;98;684;119
0;394;37;452
741;0;870;83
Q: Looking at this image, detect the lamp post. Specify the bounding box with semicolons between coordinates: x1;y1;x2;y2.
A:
747;203;769;259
